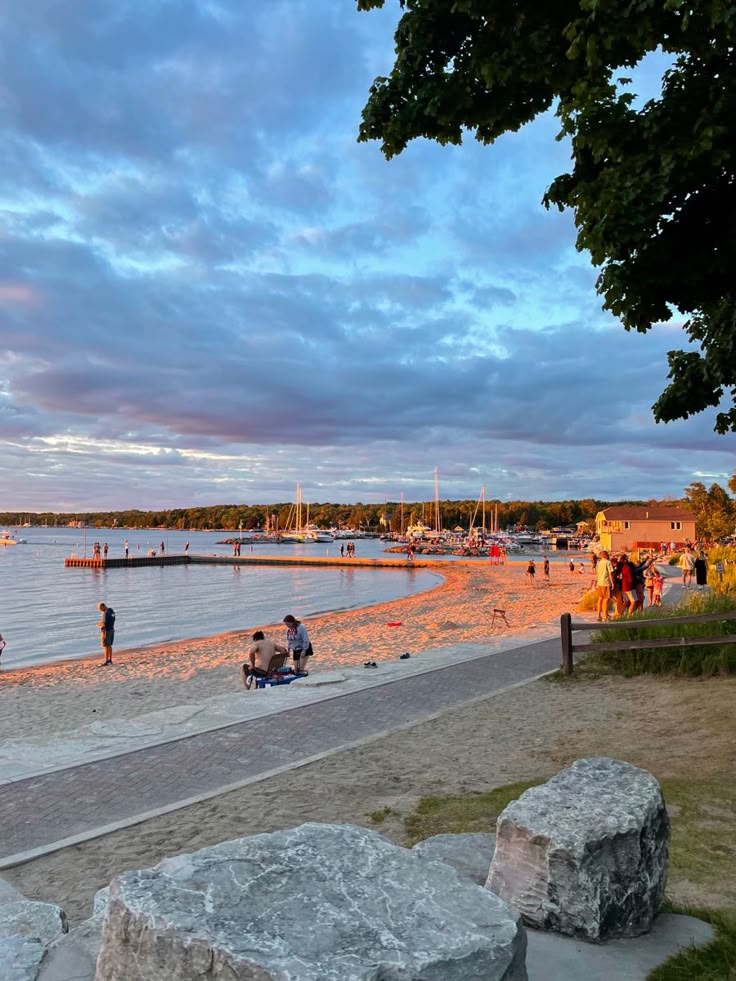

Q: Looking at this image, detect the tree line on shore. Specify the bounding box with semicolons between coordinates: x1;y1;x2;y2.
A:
0;497;688;534
4;475;735;538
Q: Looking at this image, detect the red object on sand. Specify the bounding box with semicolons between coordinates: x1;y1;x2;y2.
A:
387;621;402;627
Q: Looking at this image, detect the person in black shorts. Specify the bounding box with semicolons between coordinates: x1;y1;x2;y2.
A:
242;631;288;690
97;602;115;665
526;559;536;585
283;614;312;675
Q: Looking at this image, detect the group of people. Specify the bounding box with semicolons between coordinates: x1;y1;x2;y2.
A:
594;552;662;621
525;556;550;584
91;600;312;684
241;614;312;689
339;541;356;558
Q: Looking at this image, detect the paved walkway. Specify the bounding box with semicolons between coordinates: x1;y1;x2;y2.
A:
0;636;561;865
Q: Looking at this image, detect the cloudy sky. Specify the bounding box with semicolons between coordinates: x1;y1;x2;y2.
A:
1;1;733;512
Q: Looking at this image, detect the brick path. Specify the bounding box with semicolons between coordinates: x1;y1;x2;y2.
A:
0;638;560;861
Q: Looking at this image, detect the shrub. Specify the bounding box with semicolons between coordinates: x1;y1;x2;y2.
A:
587;591;736;677
577;587;598;612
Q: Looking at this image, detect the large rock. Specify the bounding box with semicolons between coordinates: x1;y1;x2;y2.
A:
0;899;67;981
486;758;669;942
96;822;527;980
38;889;108;981
413;833;496;885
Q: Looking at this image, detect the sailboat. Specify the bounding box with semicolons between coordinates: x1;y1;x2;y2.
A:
281;485;334;542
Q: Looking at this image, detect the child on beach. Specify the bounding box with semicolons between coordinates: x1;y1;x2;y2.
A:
652;570;664;606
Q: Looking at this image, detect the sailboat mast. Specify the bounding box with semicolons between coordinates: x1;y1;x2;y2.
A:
400;492;405;535
482;484;486;537
434;467;441;533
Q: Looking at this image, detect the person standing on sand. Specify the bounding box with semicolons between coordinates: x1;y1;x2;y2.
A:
543;556;550;581
283;614;312;674
595;550;614;622
97;602;115;666
526;559;536;585
241;631;288;690
124;539;129;559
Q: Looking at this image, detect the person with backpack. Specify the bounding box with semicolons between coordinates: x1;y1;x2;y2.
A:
97;602;116;666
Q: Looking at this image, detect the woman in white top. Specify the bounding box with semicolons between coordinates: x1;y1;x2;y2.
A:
283;614;312;675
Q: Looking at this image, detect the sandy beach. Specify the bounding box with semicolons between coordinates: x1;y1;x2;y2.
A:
0;562;589;742
7;559;732;929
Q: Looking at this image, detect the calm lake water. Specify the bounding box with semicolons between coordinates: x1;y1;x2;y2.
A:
0;528;443;670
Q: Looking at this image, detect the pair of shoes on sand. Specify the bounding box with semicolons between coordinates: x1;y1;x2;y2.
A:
98;660;113;667
363;661;377;668
400;652;411;659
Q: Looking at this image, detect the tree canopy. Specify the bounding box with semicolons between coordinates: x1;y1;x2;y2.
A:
357;0;736;432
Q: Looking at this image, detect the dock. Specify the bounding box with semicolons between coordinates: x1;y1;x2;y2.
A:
64;555;190;568
63;554;456;570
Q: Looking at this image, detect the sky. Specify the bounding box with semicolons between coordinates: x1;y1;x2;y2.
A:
1;0;734;512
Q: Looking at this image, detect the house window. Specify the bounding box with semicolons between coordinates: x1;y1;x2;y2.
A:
670;521;682;530
624;521;630;529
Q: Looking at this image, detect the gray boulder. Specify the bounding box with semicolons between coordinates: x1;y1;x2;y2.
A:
96;822;527;980
413;833;496;885
0;899;67;981
486;758;669;942
0;874;23;905
38;889;109;981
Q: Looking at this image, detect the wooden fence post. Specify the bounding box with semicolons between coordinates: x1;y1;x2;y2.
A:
560;612;573;675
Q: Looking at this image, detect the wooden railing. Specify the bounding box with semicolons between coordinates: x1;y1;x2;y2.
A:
560;610;736;674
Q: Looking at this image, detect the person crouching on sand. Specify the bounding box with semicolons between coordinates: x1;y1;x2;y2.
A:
242;631;288;690
283;614;312;674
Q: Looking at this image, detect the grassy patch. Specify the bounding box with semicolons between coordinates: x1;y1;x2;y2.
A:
648;906;736;980
404;780;544;844
661;776;736;909
367;806;396;824
583;591;736;676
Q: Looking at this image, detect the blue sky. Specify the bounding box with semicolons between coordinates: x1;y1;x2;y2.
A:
1;0;733;511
